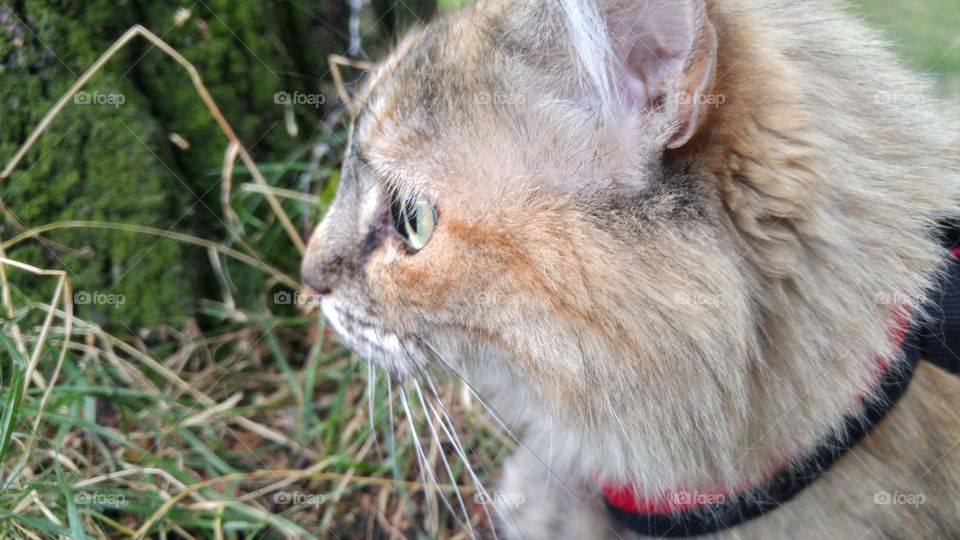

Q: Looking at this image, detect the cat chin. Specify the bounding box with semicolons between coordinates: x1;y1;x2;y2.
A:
467;363;642;489
320;297;417;374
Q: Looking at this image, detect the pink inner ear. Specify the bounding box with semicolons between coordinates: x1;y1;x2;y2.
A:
608;0;700;106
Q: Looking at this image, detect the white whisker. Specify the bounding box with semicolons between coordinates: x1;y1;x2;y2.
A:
424;392;504;538
386;372;402;485
368;358;380;452
420;338;626;539
398;385;444;533
411;377;478;539
421;371;507;539
418;339;522;444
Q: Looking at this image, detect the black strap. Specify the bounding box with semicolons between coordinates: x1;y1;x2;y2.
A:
907;220;960;375
606;351;918;537
608;221;960;537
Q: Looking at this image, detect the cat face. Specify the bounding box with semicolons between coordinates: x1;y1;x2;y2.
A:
301;1;756;416
301;0;960;487
302;0;960;505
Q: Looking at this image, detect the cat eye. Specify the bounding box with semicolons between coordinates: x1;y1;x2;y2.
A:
389;191;438;251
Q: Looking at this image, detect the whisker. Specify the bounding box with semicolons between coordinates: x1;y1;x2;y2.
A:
398;385;442;534
386;372;403;487
421;371;506;539
411;377;478;539
417;339;522;444
387;361;467;533
419;337;627;539
368;358;380;453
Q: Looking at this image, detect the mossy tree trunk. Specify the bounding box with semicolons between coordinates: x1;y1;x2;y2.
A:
0;0;432;329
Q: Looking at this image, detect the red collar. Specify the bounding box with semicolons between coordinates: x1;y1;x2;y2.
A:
600;288;925;536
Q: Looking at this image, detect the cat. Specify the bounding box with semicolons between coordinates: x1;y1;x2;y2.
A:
301;0;960;537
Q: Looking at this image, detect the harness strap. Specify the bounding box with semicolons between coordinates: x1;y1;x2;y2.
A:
605;222;960;537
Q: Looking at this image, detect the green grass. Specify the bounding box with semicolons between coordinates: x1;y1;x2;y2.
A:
0;128;511;537
850;0;960;95
1;1;958;539
0;43;508;538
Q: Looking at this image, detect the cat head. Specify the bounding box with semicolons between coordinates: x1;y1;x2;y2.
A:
302;0;738;388
301;0;954;483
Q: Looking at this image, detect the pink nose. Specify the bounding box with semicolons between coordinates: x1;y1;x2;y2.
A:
301;275;329;297
301;281;324;298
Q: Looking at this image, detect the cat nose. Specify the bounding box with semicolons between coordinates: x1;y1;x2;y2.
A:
301;271;332;297
301;226;340;297
302;244;351;297
301;196;363;298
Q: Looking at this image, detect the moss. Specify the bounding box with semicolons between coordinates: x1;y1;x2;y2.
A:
1;1;195;327
0;0;422;329
121;0;349;313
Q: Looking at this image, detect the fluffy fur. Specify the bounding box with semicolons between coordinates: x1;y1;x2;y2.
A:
302;0;960;537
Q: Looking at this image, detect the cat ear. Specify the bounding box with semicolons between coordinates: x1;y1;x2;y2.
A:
586;0;718;148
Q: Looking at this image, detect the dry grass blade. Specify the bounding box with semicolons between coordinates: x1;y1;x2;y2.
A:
0;255;73;466
328;54;375;118
0;12;509;539
0;24;305;254
0;220;298;290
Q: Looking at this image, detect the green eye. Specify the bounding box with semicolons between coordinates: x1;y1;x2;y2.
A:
389;191;438;251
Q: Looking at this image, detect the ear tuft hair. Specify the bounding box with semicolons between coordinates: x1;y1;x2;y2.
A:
558;0;618;107
557;0;717;148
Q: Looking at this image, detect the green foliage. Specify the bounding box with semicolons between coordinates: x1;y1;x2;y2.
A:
850;0;960;95
0;0;368;328
0;333;25;462
1;1;197;327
